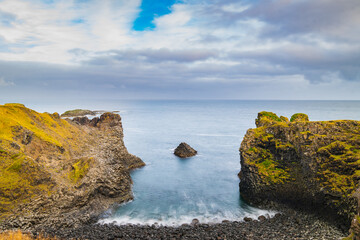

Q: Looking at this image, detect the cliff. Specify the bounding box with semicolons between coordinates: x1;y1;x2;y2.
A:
239;111;360;237
0;103;144;231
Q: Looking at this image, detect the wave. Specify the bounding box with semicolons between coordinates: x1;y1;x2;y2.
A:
98;209;278;227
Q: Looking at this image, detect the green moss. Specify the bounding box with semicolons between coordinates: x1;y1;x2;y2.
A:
0;149;52;211
290;113;309;122
275;141;294;150
280;116;289;122
61;109;95;117
248;147;255;152
342;232;354;240
248;146;291;184
69;158;93;183
7;153;25;172
259;111;282;122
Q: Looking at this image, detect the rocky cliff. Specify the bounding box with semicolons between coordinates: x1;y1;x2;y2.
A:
0;103;145;231
239;111;360;237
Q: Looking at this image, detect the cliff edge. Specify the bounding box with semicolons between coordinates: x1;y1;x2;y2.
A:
239;111;360;237
0;103;145;231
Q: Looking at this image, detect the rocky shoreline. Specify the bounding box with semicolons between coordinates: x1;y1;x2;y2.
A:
34;208;345;240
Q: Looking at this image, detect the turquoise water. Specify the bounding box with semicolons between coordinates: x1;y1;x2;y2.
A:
98;100;360;226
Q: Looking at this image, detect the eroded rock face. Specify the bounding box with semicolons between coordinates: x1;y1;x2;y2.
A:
239;111;360;235
0;104;145;231
174;142;197;158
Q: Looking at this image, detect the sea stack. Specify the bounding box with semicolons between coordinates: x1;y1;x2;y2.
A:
174;142;197;158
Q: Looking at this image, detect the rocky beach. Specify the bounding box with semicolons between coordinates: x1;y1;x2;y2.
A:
35;208;344;240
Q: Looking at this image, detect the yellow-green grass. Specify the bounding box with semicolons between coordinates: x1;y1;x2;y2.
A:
0;103;81;148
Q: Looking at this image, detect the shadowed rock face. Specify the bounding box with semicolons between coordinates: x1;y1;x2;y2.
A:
239;112;360;235
0;104;145;231
174;142;197;158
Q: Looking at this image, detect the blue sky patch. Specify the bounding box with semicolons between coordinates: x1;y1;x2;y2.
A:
71;18;84;24
133;0;180;31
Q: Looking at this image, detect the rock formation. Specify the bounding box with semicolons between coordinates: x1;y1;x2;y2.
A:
239;111;360;237
61;109;96;117
174;142;197;158
0;103;145;231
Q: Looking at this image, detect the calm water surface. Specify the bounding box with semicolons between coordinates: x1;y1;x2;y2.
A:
96;100;360;226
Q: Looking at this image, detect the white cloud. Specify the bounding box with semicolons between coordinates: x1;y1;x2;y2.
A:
0;77;14;86
0;0;359;100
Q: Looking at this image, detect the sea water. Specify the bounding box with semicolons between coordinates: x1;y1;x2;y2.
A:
95;100;360;226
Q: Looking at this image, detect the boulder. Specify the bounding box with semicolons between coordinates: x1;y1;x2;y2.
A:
174;142;197;158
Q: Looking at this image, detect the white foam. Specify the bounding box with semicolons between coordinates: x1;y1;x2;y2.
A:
98;209;278;227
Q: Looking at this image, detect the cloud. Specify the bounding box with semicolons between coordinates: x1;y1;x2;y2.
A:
0;9;17;27
0;77;14;86
0;0;359;102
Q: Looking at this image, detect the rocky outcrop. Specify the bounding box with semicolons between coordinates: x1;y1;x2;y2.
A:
174;142;197;158
61;109;96;117
0;103;145;231
239;111;360;236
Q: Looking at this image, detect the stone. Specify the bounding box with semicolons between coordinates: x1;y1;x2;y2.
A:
243;217;252;222
190;218;200;227
174;142;197;158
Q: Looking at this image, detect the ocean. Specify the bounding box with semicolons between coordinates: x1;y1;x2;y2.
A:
85;100;360;226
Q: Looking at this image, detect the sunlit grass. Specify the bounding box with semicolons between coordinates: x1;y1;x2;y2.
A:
0;230;56;240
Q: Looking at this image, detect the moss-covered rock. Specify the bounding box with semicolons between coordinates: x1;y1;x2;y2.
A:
240;112;360;235
290;113;309;122
255;111;288;127
61;109;95;117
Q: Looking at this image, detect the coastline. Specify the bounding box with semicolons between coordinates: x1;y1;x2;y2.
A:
36;208;345;240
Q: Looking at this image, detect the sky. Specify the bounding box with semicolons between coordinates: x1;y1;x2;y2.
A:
0;0;360;106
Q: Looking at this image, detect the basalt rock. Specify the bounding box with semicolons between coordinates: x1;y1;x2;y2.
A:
174;142;197;158
239;111;360;237
0;104;145;231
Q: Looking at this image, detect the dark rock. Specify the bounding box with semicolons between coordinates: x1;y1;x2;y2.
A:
191;218;200;227
51;112;60;119
258;215;266;222
10;141;20;150
21;129;33;145
73;116;90;125
89;117;100;127
243;217;253;222
174;142;197;158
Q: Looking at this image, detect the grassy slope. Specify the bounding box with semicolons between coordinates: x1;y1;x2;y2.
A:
0;103;88;216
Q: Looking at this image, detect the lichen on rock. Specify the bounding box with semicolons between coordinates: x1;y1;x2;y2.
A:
239;111;360;236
